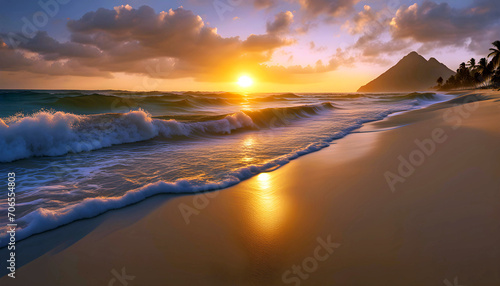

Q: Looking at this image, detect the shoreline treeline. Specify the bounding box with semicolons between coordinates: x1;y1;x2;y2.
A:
437;41;500;90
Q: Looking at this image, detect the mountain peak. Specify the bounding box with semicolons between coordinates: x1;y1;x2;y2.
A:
428;57;439;63
357;53;455;92
403;51;426;62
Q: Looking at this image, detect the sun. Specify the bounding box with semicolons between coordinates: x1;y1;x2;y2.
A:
237;75;253;88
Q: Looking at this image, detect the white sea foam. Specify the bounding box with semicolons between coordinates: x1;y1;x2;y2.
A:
0;102;339;162
0;110;256;162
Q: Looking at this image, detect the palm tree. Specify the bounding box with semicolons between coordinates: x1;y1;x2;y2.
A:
437;76;443;86
492;69;500;84
488;40;500;69
457;62;470;85
445;75;457;87
467;58;476;71
476;58;492;79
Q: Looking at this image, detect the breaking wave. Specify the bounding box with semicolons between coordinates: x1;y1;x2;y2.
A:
0;107;374;248
0;102;336;162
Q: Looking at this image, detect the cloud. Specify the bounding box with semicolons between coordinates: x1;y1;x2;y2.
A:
343;5;379;35
267;11;294;34
390;0;500;52
340;0;500;63
357;39;410;58
0;37;111;77
309;41;327;52
243;34;294;52
254;0;278;9
188;0;277;10
15;31;101;60
261;48;353;83
339;4;411;61
1;5;324;83
0;41;33;70
298;0;360;18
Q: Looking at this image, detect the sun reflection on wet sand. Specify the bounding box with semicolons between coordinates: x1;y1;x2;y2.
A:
236;171;291;283
250;172;285;236
232;133;292;282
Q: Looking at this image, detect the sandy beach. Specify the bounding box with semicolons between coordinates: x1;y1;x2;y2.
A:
1;89;500;285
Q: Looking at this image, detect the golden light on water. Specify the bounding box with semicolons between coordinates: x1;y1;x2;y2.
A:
243;137;254;148
241;136;255;163
240;97;252;110
237;75;253;88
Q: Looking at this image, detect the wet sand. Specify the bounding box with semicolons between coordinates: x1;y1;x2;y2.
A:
1;90;500;285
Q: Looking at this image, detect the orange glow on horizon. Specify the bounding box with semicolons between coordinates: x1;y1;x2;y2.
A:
0;65;381;93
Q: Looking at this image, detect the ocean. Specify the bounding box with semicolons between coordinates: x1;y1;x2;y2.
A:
0;90;454;245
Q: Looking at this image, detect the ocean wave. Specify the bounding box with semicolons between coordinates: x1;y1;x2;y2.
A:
332;93;366;99
372;92;437;101
183;91;242;98
50;92;233;112
0;111;372;247
0;102;335;162
246;102;338;127
178;96;231;106
271;92;302;98
53;94;129;110
398;92;437;100
0;110;255;162
0;90;117;99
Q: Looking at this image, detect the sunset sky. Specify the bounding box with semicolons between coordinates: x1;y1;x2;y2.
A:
0;0;499;92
